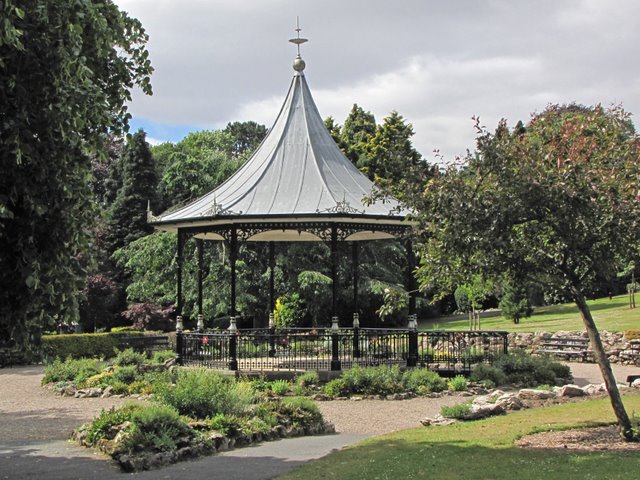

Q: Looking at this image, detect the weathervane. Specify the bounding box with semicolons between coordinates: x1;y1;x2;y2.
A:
289;16;308;72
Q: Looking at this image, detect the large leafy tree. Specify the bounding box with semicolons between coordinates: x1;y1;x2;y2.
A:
223;121;267;159
0;1;152;349
413;104;640;439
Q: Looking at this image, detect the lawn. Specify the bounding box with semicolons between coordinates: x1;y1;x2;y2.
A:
419;294;639;333
280;393;640;480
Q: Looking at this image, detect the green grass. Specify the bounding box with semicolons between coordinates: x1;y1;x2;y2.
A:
280;393;640;480
420;294;638;333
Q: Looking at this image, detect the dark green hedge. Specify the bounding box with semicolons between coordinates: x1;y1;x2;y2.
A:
42;332;144;360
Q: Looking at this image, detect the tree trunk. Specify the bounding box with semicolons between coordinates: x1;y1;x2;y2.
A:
572;288;636;440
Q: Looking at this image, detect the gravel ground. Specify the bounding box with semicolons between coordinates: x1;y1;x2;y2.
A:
0;365;128;443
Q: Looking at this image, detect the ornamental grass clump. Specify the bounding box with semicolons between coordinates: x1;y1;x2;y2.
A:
448;375;468;392
155;368;255;419
337;365;404;396
270;379;290;396
42;357;103;385
440;402;472;420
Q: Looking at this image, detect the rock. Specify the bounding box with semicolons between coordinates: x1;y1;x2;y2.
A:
101;385;114;398
421;414;457;427
466;403;505;420
309;393;331;401
631;379;640;389
351;396;363;401
517;389;556;400
87;387;102;398
559;384;586;397
496;393;523;411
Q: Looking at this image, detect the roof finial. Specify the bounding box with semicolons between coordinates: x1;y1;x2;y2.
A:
289;16;308;73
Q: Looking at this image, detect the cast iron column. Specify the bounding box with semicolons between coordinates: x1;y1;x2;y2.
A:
175;230;185;364
331;225;338;320
196;238;204;331
228;227;238;370
406;240;418;367
269;241;275;317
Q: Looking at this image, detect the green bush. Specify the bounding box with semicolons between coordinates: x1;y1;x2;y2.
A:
42;332;143;360
124;404;193;453
494;350;572;386
338;365;403;396
155;368;255;419
441;402;472;419
112;365;140;384
281;397;323;428
448;375;468;391
470;364;507;387
150;350;175;365
324;378;349;397
402;369;447;393
42;357;103;385
85;403;143;444
114;348;147;367
270;379;290;396
208;413;243;436
295;371;320;387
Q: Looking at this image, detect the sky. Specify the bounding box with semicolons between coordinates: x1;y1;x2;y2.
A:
115;0;640;163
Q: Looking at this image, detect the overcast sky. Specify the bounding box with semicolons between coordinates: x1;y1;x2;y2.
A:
115;0;640;163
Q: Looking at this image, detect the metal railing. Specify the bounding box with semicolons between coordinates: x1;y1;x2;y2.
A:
176;326;508;374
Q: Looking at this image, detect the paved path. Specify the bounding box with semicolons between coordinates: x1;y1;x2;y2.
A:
1;362;638;480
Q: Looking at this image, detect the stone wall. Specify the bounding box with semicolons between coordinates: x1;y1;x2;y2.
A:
508;330;639;365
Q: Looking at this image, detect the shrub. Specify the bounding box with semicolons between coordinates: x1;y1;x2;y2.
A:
150;350;175;365
402;369;447;393
448;375;469;391
470;364;507;387
42;357;103;385
295;371;320;387
339;365;403;396
85;403;143;444
42;332;143;360
124;404;193;453
494;350;572;386
440;402;472;419
270;379;290;396
128;380;153;395
324;378;349;397
281;397;323;428
114;348;147;367
112;365;140;384
208;413;243;436
155;368;255;419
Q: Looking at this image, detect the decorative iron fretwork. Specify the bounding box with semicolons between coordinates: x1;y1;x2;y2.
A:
180;220;410;244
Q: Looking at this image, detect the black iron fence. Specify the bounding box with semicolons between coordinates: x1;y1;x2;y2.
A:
176;327;508;375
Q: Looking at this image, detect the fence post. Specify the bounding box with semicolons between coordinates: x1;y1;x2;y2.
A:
352;313;360;358
407;314;418;367
268;313;276;357
175;315;184;365
330;316;341;371
228;317;238;371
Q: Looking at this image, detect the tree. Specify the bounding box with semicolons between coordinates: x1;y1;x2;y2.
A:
0;1;152;351
339;104;376;165
412;104;640;439
498;280;533;324
107;130;158;254
223;121;267;159
364;111;435;201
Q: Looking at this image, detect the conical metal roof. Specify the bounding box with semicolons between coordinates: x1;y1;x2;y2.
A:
151;65;410;241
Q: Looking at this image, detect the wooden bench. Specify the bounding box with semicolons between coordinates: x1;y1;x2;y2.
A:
627;374;640;386
121;335;172;354
537;336;590;362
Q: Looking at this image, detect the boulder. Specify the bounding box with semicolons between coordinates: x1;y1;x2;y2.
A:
559;384;586;397
517;389;556;400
